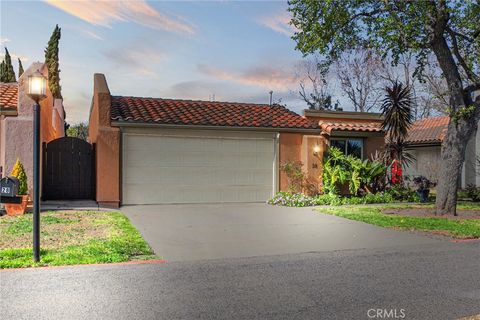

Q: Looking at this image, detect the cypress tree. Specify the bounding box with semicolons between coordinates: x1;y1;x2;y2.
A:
3;48;16;82
18;58;24;77
0;60;5;82
44;25;62;98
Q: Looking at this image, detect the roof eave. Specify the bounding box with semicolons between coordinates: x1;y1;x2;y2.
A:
111;120;321;133
326;130;385;138
0;108;18;116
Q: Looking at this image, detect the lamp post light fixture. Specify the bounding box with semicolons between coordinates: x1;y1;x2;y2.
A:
27;70;47;262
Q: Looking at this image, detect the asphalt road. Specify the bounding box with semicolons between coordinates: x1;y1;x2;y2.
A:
1;241;479;320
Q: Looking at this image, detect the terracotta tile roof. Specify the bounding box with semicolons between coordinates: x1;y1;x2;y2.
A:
406;116;449;144
319;120;383;134
0;82;18;112
110;96;319;130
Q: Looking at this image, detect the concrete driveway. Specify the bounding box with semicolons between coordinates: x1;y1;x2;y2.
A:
122;203;440;261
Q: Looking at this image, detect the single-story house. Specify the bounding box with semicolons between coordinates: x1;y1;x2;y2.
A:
404;115;479;188
0;62;65;192
89;74;385;207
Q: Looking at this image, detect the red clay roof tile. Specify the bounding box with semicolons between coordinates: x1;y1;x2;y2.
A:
110;96;319;130
0;82;18;112
319;120;383;134
406;116;449;144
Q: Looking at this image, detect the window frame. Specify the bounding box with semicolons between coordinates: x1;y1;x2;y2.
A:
330;138;364;159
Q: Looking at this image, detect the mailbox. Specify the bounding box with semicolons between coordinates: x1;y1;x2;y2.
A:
0;176;19;198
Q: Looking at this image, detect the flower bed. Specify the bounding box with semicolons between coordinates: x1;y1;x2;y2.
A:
267;191;419;207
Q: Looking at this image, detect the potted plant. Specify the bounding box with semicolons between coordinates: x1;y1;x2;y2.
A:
412;176;434;203
5;159;29;216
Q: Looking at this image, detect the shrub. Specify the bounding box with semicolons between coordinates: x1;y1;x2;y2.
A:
465;184;480;202
323;147;386;196
280;161;319;195
10;159;28;195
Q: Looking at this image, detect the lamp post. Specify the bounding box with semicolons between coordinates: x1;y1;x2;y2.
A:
27;70;46;262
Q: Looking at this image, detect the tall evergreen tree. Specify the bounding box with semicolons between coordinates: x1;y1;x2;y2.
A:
0;60;5;82
18;58;24;77
44;25;62;98
2;48;16;82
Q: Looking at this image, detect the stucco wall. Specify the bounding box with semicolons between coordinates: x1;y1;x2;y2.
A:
1;63;65;194
403;146;441;183
88;74;120;208
364;136;385;160
278;133;325;193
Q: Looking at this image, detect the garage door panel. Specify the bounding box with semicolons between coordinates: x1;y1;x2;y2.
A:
123;134;275;204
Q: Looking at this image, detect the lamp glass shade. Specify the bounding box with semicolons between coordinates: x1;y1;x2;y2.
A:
28;71;47;100
313;145;321;154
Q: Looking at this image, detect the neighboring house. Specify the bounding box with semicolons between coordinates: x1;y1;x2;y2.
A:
89;74;385;207
0;62;65;193
404;115;479;188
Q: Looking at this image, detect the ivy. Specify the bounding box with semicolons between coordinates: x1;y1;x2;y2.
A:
448;104;477;124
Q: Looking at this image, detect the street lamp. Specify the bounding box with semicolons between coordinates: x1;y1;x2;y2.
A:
27;70;46;262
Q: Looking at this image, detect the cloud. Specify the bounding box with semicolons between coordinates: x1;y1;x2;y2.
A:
45;0;195;35
198;63;298;91
258;12;297;36
103;46;166;76
81;29;103;41
0;38;10;45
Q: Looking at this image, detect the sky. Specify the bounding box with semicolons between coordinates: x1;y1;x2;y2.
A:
0;0;346;124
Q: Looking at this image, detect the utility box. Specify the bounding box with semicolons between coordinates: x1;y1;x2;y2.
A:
0;176;19;198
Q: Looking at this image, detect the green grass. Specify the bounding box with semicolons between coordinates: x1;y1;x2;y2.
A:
317;205;480;239
0;211;156;269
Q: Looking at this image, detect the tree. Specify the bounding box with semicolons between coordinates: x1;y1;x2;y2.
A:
296;55;338;110
18;58;24;77
289;0;480;216
380;82;415;184
66;122;89;141
44;24;62;99
0;48;16;82
336;48;383;112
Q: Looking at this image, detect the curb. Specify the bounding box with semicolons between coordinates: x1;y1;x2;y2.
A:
0;259;167;272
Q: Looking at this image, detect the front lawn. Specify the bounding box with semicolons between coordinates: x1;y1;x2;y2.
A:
0;211;156;269
317;205;480;239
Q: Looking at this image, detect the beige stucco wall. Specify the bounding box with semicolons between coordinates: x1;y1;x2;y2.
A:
403;146;441;183
88;74;120;208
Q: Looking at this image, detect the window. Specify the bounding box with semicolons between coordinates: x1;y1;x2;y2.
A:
330;139;363;158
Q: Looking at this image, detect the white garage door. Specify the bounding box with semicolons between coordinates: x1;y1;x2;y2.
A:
122;132;276;204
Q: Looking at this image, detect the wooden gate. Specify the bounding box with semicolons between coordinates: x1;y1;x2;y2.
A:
42;137;95;200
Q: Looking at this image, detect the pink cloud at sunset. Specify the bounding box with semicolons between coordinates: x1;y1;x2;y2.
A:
45;0;196;35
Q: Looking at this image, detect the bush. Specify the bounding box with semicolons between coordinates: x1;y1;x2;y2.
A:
280;161;319;195
11;159;28;195
323;147;386;195
465;184;480;202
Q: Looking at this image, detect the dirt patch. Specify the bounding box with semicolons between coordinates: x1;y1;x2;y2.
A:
381;207;480;219
0;211;113;250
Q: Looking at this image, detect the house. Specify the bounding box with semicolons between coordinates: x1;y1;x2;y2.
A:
0;62;65;192
404;115;479;188
88;74;385;207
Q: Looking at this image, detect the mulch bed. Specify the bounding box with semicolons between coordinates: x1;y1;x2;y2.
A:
381;207;480;219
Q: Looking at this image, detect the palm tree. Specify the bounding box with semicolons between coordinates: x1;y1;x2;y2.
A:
380;82;414;184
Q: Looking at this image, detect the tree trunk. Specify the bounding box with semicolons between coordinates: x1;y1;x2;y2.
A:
430;31;480;215
435;124;468;215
